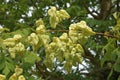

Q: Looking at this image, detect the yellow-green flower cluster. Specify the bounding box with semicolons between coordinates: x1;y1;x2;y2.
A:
27;33;39;46
3;34;25;58
0;66;25;80
44;33;84;72
69;20;95;44
36;19;46;34
0;74;6;80
48;6;70;28
9;66;25;80
27;19;50;51
3;34;22;47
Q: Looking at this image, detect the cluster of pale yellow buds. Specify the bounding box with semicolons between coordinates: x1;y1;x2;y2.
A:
36;25;46;34
15;43;25;53
35;19;44;27
36;19;46;34
48;6;70;28
26;19;50;51
27;33;39;46
0;74;6;80
8;48;16;58
44;33;84;72
8;42;25;58
3;34;22;47
9;66;25;80
0;66;25;80
38;34;50;46
13;34;22;42
3;34;25;58
69;21;95;44
36;19;50;47
3;38;16;47
76;21;95;35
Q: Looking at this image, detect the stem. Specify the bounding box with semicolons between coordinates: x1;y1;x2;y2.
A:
46;30;118;39
47;30;69;32
96;32;118;39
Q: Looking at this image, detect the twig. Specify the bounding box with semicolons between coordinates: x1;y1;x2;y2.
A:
96;32;118;39
47;30;69;32
46;30;119;39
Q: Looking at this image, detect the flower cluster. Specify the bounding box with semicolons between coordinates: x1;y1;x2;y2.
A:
27;33;39;46
3;34;25;58
0;74;6;80
3;34;22;47
0;66;25;80
44;33;84;72
48;6;70;28
69;21;95;44
26;19;50;51
9;66;25;80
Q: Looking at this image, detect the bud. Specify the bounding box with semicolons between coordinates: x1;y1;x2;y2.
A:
15;66;23;76
15;42;25;52
59;33;68;42
9;48;16;58
18;75;26;80
48;6;57;16
36;25;46;34
0;74;6;80
27;33;39;45
9;73;17;80
59;9;70;19
13;34;22;41
3;38;15;47
36;19;44;27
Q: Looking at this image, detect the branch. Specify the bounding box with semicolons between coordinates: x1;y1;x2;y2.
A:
47;30;69;33
35;61;50;79
82;46;101;67
46;30;118;39
99;0;112;20
96;32;118;39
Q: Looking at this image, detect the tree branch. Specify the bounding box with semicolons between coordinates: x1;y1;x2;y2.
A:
47;30;69;33
46;30;119;39
35;61;50;79
99;0;112;20
96;32;118;38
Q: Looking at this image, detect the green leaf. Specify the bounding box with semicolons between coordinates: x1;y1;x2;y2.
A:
0;62;5;70
24;52;41;65
27;76;35;80
103;39;116;54
114;57;120;72
101;39;116;66
5;57;15;71
2;62;10;76
0;57;15;76
101;48;117;67
107;68;113;80
7;62;14;72
66;5;86;17
113;12;117;19
13;28;32;37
